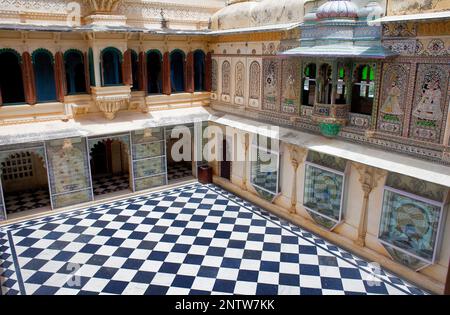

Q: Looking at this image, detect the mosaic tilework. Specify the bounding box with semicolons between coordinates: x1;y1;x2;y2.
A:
4;190;50;214
92;175;130;196
167;163;193;182
0;183;428;295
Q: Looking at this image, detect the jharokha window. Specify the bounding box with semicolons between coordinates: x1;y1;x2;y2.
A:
378;173;448;270
318;63;332;104
352;65;375;115
302;63;316;106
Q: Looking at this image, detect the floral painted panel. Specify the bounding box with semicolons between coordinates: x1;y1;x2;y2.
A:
211;59;218;92
135;175;166;192
45;137;92;208
249;61;261;100
281;58;301;115
133;157;166;179
235;61;245;98
221;60;231;96
262;58;280;111
409;63;450;143
377;63;411;136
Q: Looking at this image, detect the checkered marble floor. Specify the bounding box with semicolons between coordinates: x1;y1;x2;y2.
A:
0;183;428;295
168;162;193;182
4;189;51;214
93;175;130;196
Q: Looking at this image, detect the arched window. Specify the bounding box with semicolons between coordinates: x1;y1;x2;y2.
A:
318;63;332;104
170;50;185;93
101;47;123;86
352;65;375;115
147;50;162;94
193;50;206;92
130;50;139;91
33;49;56;102
0;49;25;104
64;50;87;94
302;63;316;106
335;65;347;105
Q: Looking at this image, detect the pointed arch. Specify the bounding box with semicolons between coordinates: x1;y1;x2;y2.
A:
101;47;123;86
0;49;25;105
170;49;186;93
32;48;57;102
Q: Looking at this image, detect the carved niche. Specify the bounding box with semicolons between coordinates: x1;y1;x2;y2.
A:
281;58;301;115
234;61;245;105
221;60;231;102
248;61;261;108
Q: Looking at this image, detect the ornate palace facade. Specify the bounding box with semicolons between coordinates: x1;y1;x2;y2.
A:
0;0;450;294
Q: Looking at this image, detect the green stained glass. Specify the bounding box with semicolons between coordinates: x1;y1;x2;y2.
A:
339;67;344;79
362;66;368;81
369;67;374;81
305;66;310;77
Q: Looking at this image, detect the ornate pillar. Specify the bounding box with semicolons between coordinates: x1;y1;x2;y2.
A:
205;52;212;92
138;51;148;94
286;144;307;214
83;52;91;93
21;51;36;105
353;163;386;247
54;51;66;102
162;51;171;95
122;49;132;86
185;51;194;93
241;133;250;191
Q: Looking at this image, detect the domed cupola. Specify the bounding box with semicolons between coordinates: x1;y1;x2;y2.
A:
316;0;358;19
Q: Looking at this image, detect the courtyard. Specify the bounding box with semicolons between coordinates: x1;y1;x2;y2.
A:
0;182;427;295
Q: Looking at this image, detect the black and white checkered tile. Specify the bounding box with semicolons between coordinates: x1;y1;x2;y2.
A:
4;190;51;214
0;183;428;295
168;163;193;182
93;175;130;196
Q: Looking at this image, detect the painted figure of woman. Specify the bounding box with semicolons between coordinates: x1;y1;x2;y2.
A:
412;80;443;121
381;81;403;115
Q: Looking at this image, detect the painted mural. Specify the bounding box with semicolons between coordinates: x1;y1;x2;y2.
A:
262;59;280;111
281;58;301;114
378;63;411;136
387;0;450;15
410;64;449;143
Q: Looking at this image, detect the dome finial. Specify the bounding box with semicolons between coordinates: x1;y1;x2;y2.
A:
316;0;359;19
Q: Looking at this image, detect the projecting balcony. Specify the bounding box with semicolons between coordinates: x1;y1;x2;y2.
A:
311;102;350;137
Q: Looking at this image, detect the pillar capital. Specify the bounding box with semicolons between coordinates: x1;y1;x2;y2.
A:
353;162;386;194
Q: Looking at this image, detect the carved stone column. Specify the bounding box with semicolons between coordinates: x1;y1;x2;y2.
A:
205;52;212;92
54;51;67;102
353;163;386;247
286;144;307;214
21;52;36;105
162;51;171;95
185;51;194;93
241;133;250;191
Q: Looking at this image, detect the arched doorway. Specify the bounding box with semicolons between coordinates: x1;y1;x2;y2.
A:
1;151;50;216
64;50;87;94
170;50;185;93
90;139;131;196
147;50;162;94
194;50;206;92
0;49;25;104
101;47;123;86
33;49;57;102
